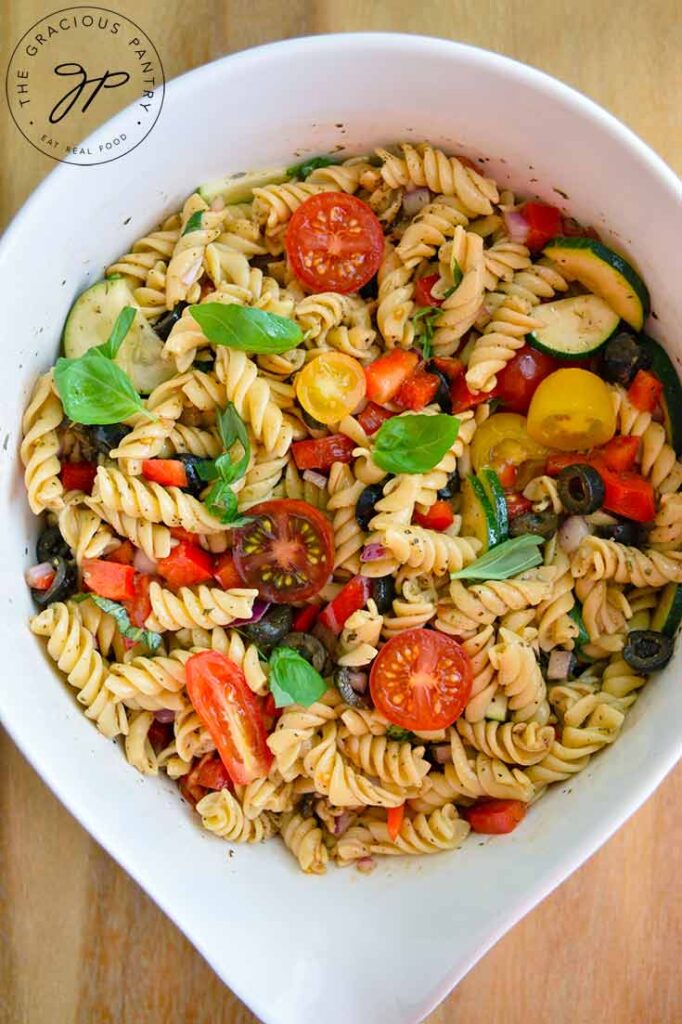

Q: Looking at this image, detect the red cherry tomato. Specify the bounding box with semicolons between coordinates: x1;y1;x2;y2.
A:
412;500;455;531
519;202;562;251
142;459;189;488
213;551;244;590
106;540;135;565
61;461;97;494
193;754;233;791
318;575;372;635
627;370;663;413
355;402;396;436
464;799;527;834
496;346;558;415
370;629;472;731
450;374;495;414
233;499;334;603
285;192;384;294
387;804;405;842
365;350;420;405
123;573;153;628
505;493;533;520
185;651;273;785
292;605;320;632
394;367;440;412
82;558;136;601
156;540;214;589
414;273;443;308
292;434;355;471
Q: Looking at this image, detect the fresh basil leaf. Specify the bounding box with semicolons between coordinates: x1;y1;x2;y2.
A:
451;535;544;581
569;604;590;647
54;348;149;425
86;595;162;651
286;155;337;180
190;303;302;354
268;646;327;708
99;306;136;360
203;479;252;525
215;402;250;482
373;413;460;474
412;305;442;362
386;725;421;743
182;210;204;235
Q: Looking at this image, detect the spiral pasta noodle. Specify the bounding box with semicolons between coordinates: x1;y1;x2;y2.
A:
465;294;542;392
92;465;225;534
571;536;682;588
456;719;554;766
214;348;293;456
145;582;258;632
377;143;499;216
197;790;277;844
430;228;485;356
21;372;64;515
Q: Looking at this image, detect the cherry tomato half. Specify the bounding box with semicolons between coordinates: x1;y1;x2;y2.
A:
464;799;527;834
369;628;472;731
286;192;384;293
232;499;334;603
527;369;616;451
496;345;558;415
295;352;366;425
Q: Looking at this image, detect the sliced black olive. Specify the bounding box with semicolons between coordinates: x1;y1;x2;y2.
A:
508;509;558;540
355;483;384;531
426;361;452;413
279;632;327;673
242;605;293;651
87;422;132;455
31;556;78;607
557;465;605;515
298;793;316;818
372;576;396;614
596;518;648;547
193;357;215;373
436;469;459;501
333;667;370;708
173;454;207;498
601;331;644;386
36;524;70;564
359;276;378;301
623;630;673;672
153;301;188;341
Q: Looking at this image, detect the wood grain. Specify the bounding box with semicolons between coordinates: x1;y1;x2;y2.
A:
1;2;680;1023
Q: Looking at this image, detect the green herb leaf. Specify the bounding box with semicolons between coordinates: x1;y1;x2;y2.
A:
373;413;460;474
451;535;544;581
85;595;162;651
182;210;204;235
99;306;136;360
268;646;327;708
54;349;148;425
215;402;250;482
189;303;302;354
386;725;421;743
412;305;442;361
569;604;590;647
286;155;337;180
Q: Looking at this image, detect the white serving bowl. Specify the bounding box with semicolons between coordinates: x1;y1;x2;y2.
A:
1;34;680;1024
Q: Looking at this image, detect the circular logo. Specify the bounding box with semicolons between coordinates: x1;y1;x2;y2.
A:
5;5;165;166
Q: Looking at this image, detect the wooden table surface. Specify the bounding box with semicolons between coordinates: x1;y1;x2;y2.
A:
1;2;680;1022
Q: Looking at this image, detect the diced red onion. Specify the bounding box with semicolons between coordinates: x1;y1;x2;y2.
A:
348;670;368;695
357;856;376;873
25;562;56;590
302;469;327;490
547;650;574;681
502;208;530;245
402;187;431;218
230;599;271;627
558;515;590;554
433;744;452;764
133;548;158;575
154;708;176;723
360;543;387;562
333;811;355;836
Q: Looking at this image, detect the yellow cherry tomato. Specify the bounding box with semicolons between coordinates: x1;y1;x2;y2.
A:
471;412;550;473
526;368;616;451
295;352;366;425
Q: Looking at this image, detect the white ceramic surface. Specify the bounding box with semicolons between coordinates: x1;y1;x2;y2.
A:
1;34;680;1024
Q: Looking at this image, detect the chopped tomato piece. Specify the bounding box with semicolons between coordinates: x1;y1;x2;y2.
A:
465;798;527;834
292;605;320;632
370;629;472;731
186;651;273;785
179;771;206;808
123;573;153;628
395;367;440;411
505;493;533;520
261;692;282;728
450;374;495;413
318;575;372;635
496;345;558;415
519;201;562;251
156;540;214;589
413;500;454;531
430;357;463;382
194;754;233;791
414;273;443;308
356;402;396;436
107;540;135;564
170;527;199;543
285;192;384;294
497;463;517;489
627;370;663;413
599;466;655;523
61;461;97;494
387;804;405;842
213;551;244;590
82;558;136;601
292;434;355;471
364;350;420;405
142;459;189;488
25;563;56;591
546;452;586;476
596;435;640;473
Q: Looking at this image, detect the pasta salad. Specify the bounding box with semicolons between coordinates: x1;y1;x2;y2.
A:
21;143;681;873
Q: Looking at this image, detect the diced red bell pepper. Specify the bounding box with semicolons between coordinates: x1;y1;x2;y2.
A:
596;435;640;473
213;551;244;590
599;466;655;523
505;493;533;520
464;798;527;834
61;461;97;494
82;558;136;601
430;357;464;382
364;350;420;405
318;575;372;635
627;370;664;413
497;463;518;489
387;804;405;842
170;527;199;543
519;201;562;251
292;434;355;471
545;452;587;476
394;367;440;411
142;459;189;488
414;273;443;308
292;605;320;632
123;573;153;628
106;540;135;565
413;500;454;531
450;375;495;414
156;540;214;589
356;402;396;436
